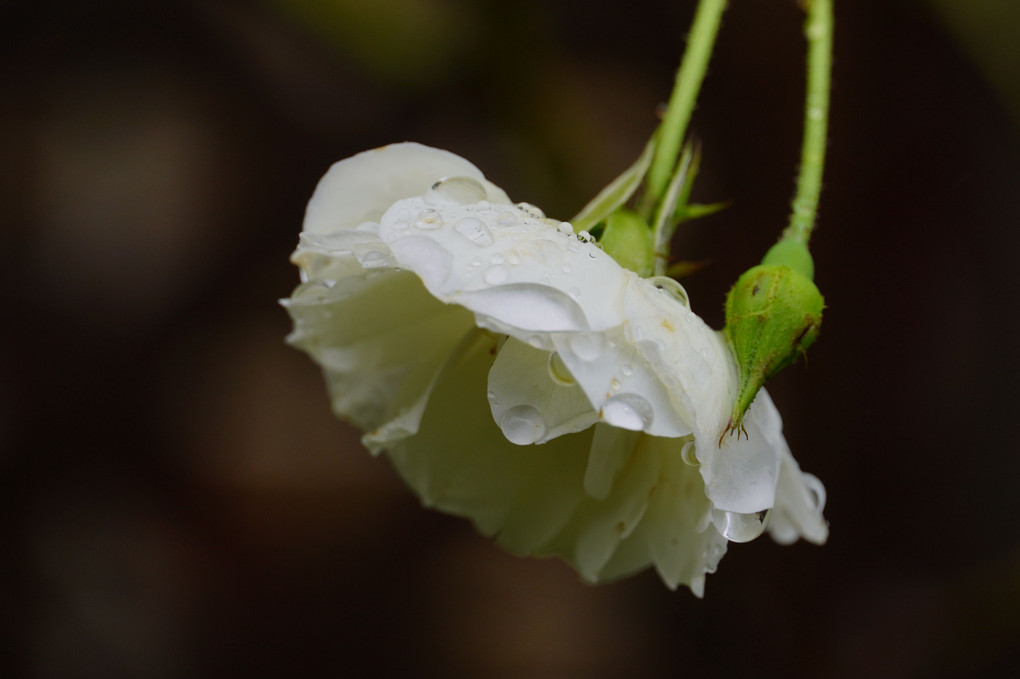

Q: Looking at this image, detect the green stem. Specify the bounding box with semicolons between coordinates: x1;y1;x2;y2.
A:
645;0;728;205
782;0;833;245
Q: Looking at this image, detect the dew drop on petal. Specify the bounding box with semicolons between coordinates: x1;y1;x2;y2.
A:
496;212;518;227
359;249;389;268
414;210;443;230
567;333;604;361
649;276;690;308
601;393;654;431
712;508;771;543
484;265;509;285
516;202;545;219
454;217;495;247
568;287;582;300
425;176;487;206
557;221;573;235
499;405;547;445
680;440;698;466
547;352;576;386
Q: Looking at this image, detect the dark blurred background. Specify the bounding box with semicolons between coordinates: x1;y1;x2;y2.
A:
2;0;1019;677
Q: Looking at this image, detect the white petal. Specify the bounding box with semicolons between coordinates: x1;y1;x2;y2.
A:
594;435;726;594
384;328;592;551
378;197;630;334
768;449;829;545
699;390;784;515
302;143;510;235
283;267;476;443
487;338;598;444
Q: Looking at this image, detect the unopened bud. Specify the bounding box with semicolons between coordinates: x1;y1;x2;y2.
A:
722;240;823;441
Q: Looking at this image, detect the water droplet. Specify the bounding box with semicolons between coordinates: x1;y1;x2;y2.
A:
547;352;575;386
568;287;582;300
712;508;771;543
609;378;621;391
621;364;633;376
567;333;604;361
649;276;690;308
801;473;826;512
561;263;572;273
487;390;496;402
577;230;594;243
557;221;573;235
496;212;518;226
454;217;494;246
424;176;487;206
414;209;442;230
527;336;543;348
680;440;698;466
507;252;520;265
359;249;389;268
601;393;654;431
500;405;547;445
516;202;545;219
484;265;509;285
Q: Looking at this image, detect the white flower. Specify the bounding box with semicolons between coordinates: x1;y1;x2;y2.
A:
283;143;827;595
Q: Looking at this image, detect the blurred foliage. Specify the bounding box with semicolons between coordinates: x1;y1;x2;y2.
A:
927;0;1020;131
262;0;485;87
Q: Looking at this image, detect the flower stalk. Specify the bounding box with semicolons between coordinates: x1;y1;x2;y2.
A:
645;0;728;208
722;0;833;437
782;0;833;247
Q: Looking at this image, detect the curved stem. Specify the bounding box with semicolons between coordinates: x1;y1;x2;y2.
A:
783;0;833;245
646;0;728;204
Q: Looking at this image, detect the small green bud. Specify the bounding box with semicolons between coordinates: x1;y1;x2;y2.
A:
722;246;823;441
600;209;654;277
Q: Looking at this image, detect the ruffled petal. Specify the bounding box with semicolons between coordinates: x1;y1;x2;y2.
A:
378;196;630;334
303;142;510;235
768;447;829;545
283;267;476;446
487;337;598;445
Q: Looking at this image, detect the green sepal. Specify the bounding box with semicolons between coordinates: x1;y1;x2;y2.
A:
722;258;823;438
601;209;654;277
571;134;657;234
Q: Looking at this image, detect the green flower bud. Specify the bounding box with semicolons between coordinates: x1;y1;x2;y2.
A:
600;209;654;277
722;241;823;441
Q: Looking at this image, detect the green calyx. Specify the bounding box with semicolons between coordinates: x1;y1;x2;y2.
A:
722;240;823;440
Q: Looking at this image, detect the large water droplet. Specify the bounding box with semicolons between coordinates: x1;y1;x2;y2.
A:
547;352;576;386
567;333;604;361
500;405;547;445
454;217;494;246
601;393;654;431
484;265;509;285
496;212;518;227
649;276;690;308
359;249;390;268
680;440;698;466
557;221;573;235
425;176;487;206
712;508;771;543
